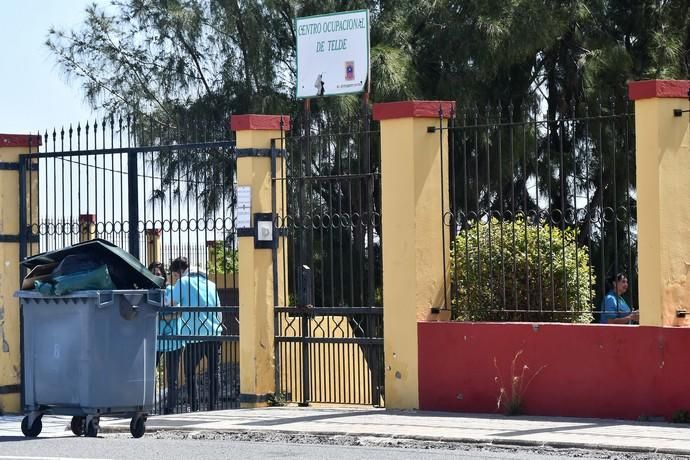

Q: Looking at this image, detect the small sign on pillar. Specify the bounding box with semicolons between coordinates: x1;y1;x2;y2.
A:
236;186;251;230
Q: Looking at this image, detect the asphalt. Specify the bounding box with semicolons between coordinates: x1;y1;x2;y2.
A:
3;406;690;456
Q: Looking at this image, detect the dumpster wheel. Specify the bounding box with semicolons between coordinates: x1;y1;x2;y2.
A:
70;416;85;436
21;415;42;437
130;414;147;438
85;417;99;437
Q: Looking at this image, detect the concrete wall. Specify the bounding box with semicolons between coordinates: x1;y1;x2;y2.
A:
418;322;690;420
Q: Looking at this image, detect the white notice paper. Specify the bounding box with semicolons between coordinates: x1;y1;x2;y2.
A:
236;186;251;229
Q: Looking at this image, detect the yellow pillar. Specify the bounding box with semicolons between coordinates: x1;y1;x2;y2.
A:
373;101;453;409
79;214;96;242
0;133;40;414
145;228;162;265
231;114;289;407
206;239;220;272
630;80;690;327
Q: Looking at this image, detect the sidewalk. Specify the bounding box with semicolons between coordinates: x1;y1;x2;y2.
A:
0;414;73;438
4;407;690;455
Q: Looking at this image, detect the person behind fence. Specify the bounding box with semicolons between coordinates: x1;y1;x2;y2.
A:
600;272;639;325
169;256;222;411
149;262;183;414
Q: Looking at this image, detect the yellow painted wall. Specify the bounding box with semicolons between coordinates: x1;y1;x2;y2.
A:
79;222;96;241
145;232;162;263
635;97;690;326
380;116;448;409
0;243;20;414
0;146;37;413
207;273;238;290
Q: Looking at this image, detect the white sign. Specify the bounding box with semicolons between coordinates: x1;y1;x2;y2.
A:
296;10;369;99
236;186;251;229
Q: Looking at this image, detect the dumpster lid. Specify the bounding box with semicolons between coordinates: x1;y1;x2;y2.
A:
22;239;164;289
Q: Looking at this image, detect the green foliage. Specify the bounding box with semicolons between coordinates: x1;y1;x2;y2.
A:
207;241;238;275
452;217;595;323
266;392;287;407
672;410;690;423
47;0;690;114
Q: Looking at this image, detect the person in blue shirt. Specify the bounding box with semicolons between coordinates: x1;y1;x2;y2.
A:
169;257;222;411
600;272;639;324
149;262;183;414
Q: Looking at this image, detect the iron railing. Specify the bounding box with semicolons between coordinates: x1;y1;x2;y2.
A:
20;112;240;413
441;102;636;323
156;306;239;413
36;222;223;270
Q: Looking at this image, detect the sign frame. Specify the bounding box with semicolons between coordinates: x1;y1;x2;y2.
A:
295;9;370;99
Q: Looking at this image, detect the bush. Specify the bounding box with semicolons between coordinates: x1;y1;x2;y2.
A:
207;241;238;274
451;217;594;323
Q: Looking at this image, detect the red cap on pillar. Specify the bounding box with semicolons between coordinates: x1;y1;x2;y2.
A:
229;114;291;131
628;80;690;101
373;101;455;121
0;134;42;148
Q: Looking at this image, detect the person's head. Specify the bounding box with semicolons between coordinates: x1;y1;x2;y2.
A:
148;262;167;284
607;272;628;295
169;257;189;277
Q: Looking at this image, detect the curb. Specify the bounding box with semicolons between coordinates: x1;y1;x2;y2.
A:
98;424;690;456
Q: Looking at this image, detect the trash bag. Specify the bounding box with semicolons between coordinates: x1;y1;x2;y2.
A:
34;280;55;296
34;265;116;296
52;254;102;277
22;239;163;290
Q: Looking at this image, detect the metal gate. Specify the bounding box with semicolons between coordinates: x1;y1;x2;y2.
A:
18;113;240;414
273;106;384;406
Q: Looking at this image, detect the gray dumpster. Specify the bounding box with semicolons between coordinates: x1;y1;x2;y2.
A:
16;289;161;438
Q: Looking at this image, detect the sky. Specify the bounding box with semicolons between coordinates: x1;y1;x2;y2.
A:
0;0;104;135
0;1;221;254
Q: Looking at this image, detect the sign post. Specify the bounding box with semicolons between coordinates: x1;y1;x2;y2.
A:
296;10;370;99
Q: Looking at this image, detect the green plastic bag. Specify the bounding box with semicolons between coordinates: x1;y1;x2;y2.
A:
34;280;55;295
35;265;116;296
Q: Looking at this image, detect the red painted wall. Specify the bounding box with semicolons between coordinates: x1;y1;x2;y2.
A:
418;322;690;420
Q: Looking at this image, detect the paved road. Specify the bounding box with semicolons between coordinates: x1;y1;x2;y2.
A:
0;433;677;460
0;431;687;460
2;410;690;459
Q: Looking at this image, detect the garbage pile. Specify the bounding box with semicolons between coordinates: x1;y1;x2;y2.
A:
21;238;164;295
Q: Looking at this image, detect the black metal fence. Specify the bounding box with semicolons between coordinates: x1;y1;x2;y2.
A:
274;103;384;406
20;113;240;413
37;224;220;271
442;102;636;323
